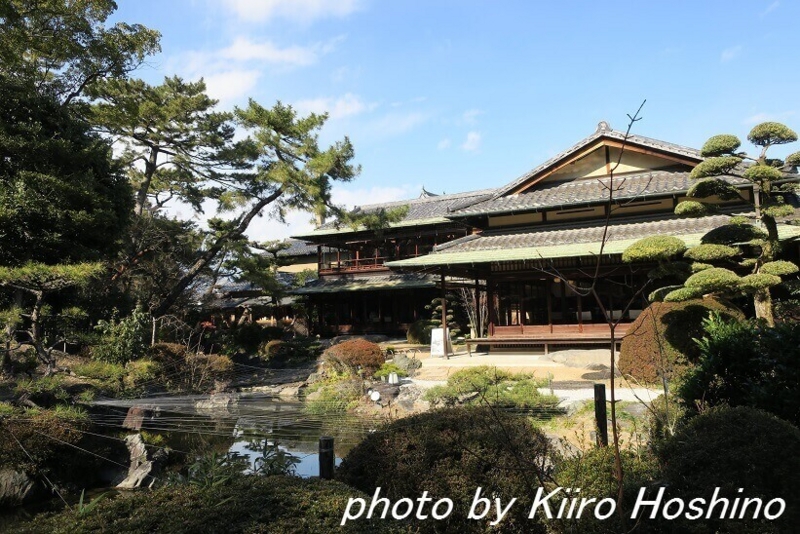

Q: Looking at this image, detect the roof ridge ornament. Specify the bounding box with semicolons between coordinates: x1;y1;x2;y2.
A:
419;186;439;198
596;121;612;133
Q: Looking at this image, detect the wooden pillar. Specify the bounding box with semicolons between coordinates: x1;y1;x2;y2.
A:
440;270;447;332
546;279;553;333
487;274;495;336
474;277;480;338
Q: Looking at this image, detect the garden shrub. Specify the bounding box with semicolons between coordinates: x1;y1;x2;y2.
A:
20;476;404;534
551;446;660;534
337;406;554;533
322;338;384;376
304;373;362;415
92;308;150;364
146;342;188;370
423;366;559;412
618;298;743;385
373;362;407;380
678;316;800;426
656;407;800;533
406;318;433;344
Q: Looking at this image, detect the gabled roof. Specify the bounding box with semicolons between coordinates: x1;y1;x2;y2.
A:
293;188;495;239
488;122;703;200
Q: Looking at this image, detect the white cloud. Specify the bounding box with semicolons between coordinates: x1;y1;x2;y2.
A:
721;45;742;63
461;131;482;152
437;138;451;150
221;0;361;23
761;1;779;16
218;37;319;65
743;110;796;124
461;108;483;125
202;69;261;104
294;93;376;119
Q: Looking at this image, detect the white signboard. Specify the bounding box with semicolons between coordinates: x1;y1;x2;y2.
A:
430;328;452;358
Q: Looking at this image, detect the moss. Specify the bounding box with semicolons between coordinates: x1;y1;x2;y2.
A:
700;134;741;157
683;243;740;262
621;235;687;263
747;121;798;146
760;260;799;276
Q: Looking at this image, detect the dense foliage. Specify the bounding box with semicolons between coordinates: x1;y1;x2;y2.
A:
322;338;385;376
618;298;743;384
657;407;800;533
678;315;800;425
20;476;404;534
337;407;555;533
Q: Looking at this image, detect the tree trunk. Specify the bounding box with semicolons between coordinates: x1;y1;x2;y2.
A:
29;291;55;373
753;289;775;327
152;189;284;317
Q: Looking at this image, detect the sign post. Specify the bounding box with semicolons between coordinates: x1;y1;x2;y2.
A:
430;328;452;359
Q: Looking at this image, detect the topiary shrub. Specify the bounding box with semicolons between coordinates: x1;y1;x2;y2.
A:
656;407;800;534
322;338;384;376
618;298;743;385
406;318;433;344
20;476;403;534
337;406;554;533
679;316;800;426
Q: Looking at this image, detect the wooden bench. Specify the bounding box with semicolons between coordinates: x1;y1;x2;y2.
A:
464;333;625;356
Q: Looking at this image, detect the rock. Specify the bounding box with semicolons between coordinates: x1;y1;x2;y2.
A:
395;384;430;412
194;392;239;414
0;469;41;507
116;434;168;489
276;385;302;398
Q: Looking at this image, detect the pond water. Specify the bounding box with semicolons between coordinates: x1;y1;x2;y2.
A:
92;393;381;477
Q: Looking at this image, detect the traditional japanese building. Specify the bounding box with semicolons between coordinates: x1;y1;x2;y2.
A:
295;122;800;344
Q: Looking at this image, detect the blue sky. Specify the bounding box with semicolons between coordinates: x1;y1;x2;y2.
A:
110;0;800;240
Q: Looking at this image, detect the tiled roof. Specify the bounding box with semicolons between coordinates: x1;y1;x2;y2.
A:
386;215;800;268
294;188;496;238
277;239;317;257
449;171;749;217
292;273;438;294
491;123;703;199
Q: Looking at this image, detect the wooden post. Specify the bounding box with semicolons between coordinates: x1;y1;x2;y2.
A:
594;384;609;447
319;436;335;479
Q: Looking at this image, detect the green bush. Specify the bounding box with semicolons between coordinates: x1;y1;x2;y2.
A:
323;338;385;376
92;308;150;364
679;316;800;426
337;406;554;533
406;318;433;344
423;366;559;413
618;298;743;385
656;407;800;533
373;362;408;380
551;447;660;534
14;375;70;405
20;476;404;534
304;373;362;415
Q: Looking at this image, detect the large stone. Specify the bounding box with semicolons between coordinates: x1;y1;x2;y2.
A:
0;469;40;507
